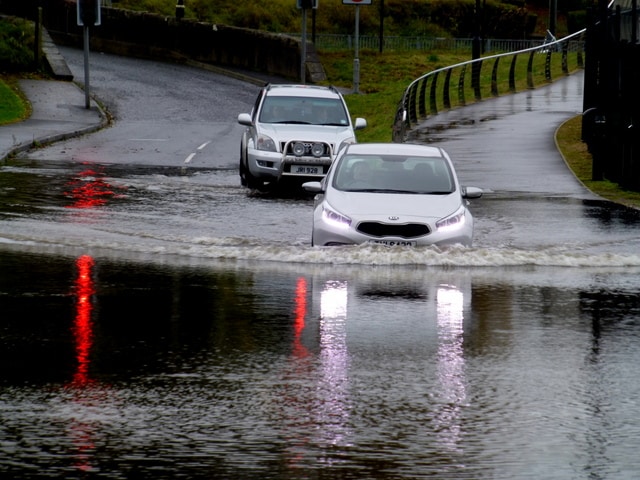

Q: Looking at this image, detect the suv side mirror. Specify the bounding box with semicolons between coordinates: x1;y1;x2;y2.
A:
237;113;252;126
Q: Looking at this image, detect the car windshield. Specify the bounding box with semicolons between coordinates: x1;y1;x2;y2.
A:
333;154;455;194
258;96;349;126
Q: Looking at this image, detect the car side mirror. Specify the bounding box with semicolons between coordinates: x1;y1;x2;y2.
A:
354;118;367;130
302;181;324;193
237;113;252;126
462;186;483;199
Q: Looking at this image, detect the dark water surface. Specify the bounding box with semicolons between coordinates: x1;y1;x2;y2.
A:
2;249;640;479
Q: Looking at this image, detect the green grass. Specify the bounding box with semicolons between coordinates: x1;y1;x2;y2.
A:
556;116;640;209
0;77;28;126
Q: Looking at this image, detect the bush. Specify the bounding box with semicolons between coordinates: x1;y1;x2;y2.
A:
0;16;34;71
112;0;538;38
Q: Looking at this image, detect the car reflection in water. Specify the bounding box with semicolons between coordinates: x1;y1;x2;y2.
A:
284;272;471;466
282;277;350;466
434;284;466;454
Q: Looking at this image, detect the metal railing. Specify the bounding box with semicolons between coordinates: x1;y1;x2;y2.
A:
288;34;551;53
391;30;587;143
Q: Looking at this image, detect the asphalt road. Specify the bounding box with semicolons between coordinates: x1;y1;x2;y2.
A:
25;46;258;170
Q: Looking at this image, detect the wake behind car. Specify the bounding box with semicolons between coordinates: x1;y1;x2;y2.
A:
302;143;483;247
238;84;366;190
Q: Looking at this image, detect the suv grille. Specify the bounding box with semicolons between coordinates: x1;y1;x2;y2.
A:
357;222;430;238
282;142;332;157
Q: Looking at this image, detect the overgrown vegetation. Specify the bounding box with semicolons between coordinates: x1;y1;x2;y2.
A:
113;0;556;37
0;16;36;125
0;15;34;71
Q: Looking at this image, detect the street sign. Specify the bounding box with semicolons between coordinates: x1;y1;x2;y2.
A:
296;0;318;9
77;0;101;27
342;0;372;4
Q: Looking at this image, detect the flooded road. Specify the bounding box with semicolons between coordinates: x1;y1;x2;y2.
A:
2;249;640;479
2;51;640;478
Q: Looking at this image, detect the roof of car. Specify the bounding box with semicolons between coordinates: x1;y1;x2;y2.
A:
265;84;343;99
343;142;445;157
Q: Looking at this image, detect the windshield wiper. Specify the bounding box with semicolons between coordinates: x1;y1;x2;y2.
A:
348;188;418;194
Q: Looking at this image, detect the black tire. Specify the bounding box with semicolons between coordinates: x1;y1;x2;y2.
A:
239;147;263;190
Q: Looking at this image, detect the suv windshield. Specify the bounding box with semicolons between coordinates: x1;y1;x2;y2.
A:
259;96;349;126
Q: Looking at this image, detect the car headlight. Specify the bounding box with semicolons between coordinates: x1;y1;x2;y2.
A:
322;204;351;229
436;207;466;232
292;142;306;156
337;137;356;155
311;143;325;157
256;134;277;152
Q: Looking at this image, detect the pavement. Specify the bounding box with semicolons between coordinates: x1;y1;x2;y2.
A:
0;32;307;163
0;79;106;162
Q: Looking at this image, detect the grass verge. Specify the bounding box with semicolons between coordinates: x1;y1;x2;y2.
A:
0;77;29;126
556;116;640;209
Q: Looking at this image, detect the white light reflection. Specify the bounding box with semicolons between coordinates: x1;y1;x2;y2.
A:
318;280;351;451
435;284;467;454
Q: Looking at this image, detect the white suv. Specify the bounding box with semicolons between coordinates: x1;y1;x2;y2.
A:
238;84;366;190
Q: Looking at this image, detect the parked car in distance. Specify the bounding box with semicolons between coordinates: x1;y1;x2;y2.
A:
302;143;483;247
238;84;366;190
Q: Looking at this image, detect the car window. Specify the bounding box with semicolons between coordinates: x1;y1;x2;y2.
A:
259;96;349;126
334;154;453;193
251;89;265;122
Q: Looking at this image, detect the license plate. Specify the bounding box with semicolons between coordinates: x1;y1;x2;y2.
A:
370;240;416;247
292;165;320;175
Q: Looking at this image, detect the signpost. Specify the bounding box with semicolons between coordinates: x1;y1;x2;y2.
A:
342;0;371;94
297;0;318;84
77;0;101;109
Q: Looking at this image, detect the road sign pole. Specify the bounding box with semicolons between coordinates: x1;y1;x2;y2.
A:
83;26;91;109
301;8;307;84
353;5;360;93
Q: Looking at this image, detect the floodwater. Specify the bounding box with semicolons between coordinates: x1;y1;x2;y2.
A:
2;52;640;477
2;159;640;479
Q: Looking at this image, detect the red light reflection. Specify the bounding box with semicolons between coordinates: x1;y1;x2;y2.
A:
292;277;310;359
72;255;95;386
64;165;123;209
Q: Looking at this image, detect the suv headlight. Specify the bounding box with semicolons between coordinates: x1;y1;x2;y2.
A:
256;134;277;152
436;207;466;232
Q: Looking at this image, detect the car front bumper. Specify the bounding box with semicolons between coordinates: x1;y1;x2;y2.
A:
311;209;474;247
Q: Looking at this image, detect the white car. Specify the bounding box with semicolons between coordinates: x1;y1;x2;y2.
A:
302;143;483;247
238;84;366;190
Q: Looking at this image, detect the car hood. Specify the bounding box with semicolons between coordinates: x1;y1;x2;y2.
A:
260;124;355;144
327;189;463;221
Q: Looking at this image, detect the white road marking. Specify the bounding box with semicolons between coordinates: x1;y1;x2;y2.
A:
197;141;211;150
184;153;196;164
129;138;168;141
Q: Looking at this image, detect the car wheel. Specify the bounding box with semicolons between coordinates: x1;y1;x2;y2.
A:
239;149;263;190
245;168;263;190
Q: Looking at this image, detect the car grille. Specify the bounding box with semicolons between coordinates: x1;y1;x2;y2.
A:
282;141;332;157
357;222;431;238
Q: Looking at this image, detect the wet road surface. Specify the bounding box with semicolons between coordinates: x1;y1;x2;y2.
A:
2;51;640;479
